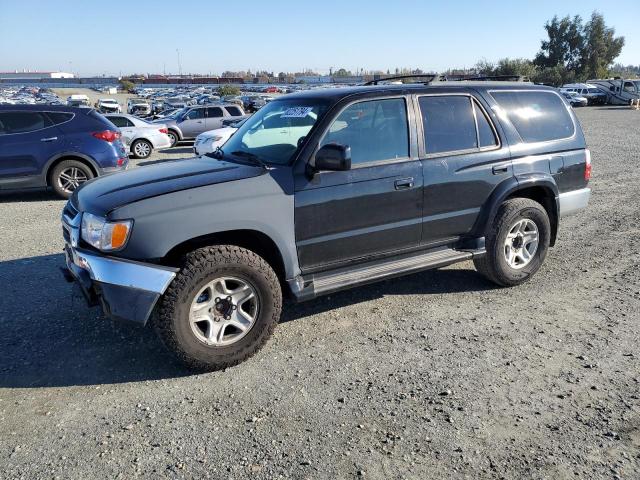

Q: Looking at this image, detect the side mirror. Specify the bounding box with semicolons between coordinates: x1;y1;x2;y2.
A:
314;144;351;171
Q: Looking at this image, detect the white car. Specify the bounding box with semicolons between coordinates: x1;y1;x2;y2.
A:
193;118;247;155
96;98;121;113
104;113;172;159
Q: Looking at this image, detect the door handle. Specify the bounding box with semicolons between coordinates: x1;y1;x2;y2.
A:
394;177;414;190
492;165;508;174
41;137;57;142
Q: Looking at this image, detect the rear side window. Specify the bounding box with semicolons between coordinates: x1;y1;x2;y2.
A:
0;111;53;135
46;112;74;125
206;107;223;118
224;106;242;116
419;96;477;154
108;116;134;128
491;91;575;143
473;102;498;148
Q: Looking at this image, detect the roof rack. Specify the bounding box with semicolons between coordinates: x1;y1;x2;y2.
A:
363;74;446;86
448;75;531;82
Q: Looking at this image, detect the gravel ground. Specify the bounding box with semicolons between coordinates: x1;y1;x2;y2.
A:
0;107;638;479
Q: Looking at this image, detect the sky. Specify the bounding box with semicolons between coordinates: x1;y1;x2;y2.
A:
1;0;638;76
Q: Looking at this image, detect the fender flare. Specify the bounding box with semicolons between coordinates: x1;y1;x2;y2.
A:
473;174;559;245
43;152;101;184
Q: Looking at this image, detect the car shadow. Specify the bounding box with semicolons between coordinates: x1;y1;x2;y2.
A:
157;146;194;155
0;253;495;388
0;189;63;203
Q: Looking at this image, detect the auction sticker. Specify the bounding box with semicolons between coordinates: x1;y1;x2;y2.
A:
281;107;313;118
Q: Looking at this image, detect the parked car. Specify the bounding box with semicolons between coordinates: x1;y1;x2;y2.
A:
560;84;607;105
561;91;588;107
95;98;121;113
127;98;151;116
104;113;172;159
0;105;128;198
61;82;591;370
193;117;247;155
66;94;91;108
241;95;267;112
152;104;246;147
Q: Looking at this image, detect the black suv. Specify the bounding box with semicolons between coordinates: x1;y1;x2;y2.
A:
61;82;591;370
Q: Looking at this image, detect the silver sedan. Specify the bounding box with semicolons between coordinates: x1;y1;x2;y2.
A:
104;113;172;159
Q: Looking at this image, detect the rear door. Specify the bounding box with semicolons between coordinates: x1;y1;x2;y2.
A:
205;106;224;131
416;93;510;244
294;96;424;271
0;111;61;183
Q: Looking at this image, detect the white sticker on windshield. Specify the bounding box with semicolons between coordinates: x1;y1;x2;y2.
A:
281;106;313;118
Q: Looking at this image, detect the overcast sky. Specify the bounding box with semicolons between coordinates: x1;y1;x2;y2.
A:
1;0;638;76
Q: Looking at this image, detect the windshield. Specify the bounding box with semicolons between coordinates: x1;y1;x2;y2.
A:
221;99;328;165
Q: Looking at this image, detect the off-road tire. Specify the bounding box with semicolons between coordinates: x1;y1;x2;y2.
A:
154;245;282;371
167;130;179;147
474;198;551;287
49;159;94;199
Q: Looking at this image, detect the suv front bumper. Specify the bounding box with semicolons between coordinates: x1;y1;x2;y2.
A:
61;206;177;325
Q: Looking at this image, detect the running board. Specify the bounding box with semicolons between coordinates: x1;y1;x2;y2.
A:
290;247;484;302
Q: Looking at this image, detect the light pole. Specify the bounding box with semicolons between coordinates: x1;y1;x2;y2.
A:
176;49;182;77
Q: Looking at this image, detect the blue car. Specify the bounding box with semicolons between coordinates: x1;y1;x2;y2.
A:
0;105;129;198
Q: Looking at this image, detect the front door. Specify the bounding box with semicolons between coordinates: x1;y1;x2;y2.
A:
294;97;423;271
179;107;206;138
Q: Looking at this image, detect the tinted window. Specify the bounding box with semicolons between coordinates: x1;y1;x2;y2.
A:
206;107;223;118
108;116;134;128
0;111;52;135
225;106;242;116
185;108;205;120
46;112;74;125
623;82;635;93
491;91;575;143
473;101;498;148
321;98;409;165
419;96;477;154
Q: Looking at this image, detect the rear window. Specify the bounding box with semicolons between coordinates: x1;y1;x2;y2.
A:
46;112;74;125
491;91;575;143
225;106;242;116
0;111;53;134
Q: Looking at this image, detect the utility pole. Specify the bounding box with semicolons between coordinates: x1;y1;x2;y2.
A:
176;49;182;77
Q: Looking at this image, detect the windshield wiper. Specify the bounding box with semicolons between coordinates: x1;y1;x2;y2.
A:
230;150;269;169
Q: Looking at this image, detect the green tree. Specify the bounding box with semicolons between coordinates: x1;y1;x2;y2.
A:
493;58;537;78
534;15;583;71
334;68;352;77
579;11;625;79
119;79;135;92
218;84;241;96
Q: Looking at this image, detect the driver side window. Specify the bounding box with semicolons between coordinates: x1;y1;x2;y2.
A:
320;98;409;166
186;109;204;120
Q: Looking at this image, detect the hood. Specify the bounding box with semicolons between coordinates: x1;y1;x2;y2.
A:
72;156;265;217
197;127;235;140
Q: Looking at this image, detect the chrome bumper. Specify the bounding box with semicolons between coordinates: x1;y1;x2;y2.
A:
61;203;177;324
558;188;591;217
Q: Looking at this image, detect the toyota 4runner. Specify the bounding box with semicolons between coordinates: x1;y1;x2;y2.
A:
61;82;591;370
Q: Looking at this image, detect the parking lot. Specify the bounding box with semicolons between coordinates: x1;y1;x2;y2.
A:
0;106;639;479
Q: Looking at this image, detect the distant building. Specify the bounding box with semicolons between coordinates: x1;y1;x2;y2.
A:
0;71;75;80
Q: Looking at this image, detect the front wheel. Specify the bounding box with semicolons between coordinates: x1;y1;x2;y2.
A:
154;245;282;371
474;198;551;287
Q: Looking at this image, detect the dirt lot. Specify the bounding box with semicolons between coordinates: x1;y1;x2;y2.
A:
0;107;639;479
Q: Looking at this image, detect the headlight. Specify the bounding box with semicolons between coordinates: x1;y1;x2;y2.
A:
210;136;223;142
81;213;132;251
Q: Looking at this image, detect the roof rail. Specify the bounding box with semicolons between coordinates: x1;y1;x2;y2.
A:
363;74;446;86
449;75;531;82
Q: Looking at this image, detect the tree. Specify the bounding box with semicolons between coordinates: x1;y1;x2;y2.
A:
218;84;241;96
334;68;352;77
534;15;583;71
579;11;625;79
119;79;135;92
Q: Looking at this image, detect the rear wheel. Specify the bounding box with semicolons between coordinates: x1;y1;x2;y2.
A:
167;130;179;147
474;198;550;287
50;160;94;199
155;245;282;371
131;139;153;159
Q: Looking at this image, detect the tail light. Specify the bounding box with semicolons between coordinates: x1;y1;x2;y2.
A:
117;157;126;167
159;128;168;134
584;149;592;181
92;130;121;142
